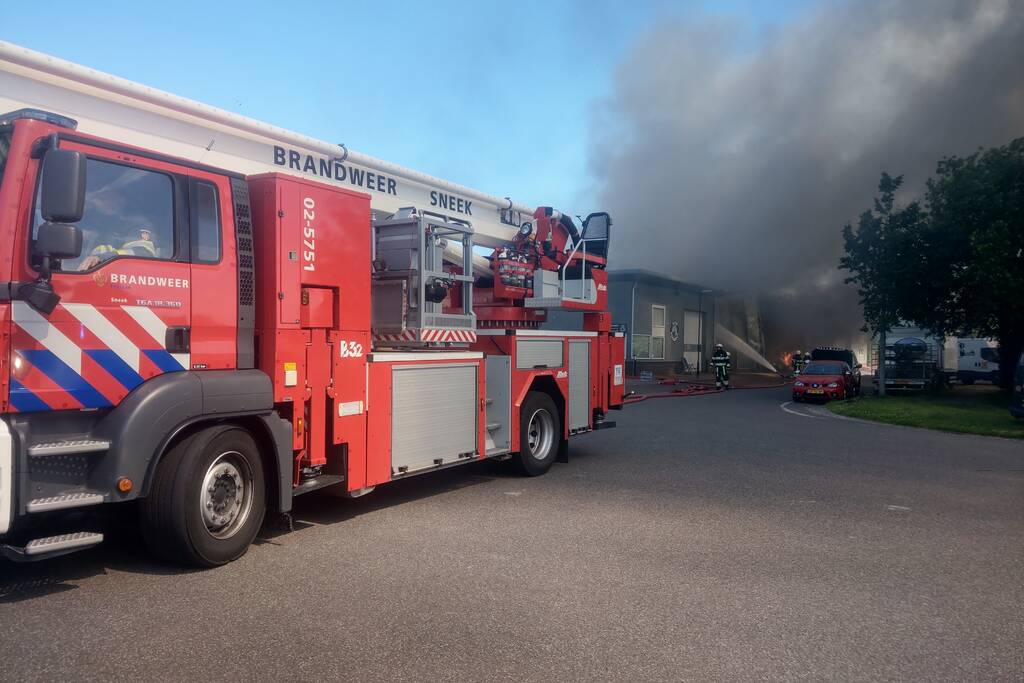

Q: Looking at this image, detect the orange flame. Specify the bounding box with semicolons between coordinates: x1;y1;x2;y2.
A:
782;352;793;368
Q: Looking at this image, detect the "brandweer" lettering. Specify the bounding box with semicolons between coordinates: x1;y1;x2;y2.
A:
110;274;190;288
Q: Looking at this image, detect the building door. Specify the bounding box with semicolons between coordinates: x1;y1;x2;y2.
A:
683;310;701;370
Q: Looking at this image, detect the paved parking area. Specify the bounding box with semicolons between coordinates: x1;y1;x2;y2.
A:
1;383;1022;680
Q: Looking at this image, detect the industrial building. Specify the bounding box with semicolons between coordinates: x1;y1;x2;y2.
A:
600;270;714;377
601;270;767;377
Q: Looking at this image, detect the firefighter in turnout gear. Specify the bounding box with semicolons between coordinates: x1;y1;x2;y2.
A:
711;343;731;389
77;227;158;271
793;350;807;375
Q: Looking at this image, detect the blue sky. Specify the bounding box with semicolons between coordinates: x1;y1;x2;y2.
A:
2;0;815;213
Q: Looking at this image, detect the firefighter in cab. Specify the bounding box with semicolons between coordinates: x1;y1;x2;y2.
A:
793;350;807;375
77;227;159;271
711;343;731;390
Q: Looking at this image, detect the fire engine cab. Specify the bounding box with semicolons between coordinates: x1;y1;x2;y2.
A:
0;42;625;565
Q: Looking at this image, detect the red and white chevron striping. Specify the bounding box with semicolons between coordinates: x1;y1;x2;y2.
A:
373;328;477;343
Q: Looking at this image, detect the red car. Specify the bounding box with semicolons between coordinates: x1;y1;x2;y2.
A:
792;360;856;402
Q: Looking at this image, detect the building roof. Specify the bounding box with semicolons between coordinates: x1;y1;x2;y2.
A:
608;269;717;295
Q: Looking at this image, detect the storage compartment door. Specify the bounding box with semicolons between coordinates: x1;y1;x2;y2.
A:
484;356;511;455
569;341;590;432
516;339;563;369
391;363;478;474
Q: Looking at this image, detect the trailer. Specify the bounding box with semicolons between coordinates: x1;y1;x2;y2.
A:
882;337;942;390
0;42;625;565
870;327;943;391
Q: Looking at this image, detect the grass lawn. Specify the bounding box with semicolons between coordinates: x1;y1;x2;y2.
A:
826;386;1024;439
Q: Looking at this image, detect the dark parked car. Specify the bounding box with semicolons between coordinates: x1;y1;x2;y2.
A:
792;361;857;402
810;346;862;395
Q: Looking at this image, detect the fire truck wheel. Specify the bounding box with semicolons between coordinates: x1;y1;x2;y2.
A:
141;425;266;567
515;392;561;476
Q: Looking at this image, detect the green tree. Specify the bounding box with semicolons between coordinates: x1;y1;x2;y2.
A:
913;140;1024;388
840;173;925;393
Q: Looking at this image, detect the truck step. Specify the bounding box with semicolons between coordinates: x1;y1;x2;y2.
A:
486;422;501;431
1;532;104;562
292;474;345;497
28;439;111;457
27;492;105;513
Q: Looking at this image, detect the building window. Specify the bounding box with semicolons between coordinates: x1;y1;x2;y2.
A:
651;304;666;360
632;334;651;359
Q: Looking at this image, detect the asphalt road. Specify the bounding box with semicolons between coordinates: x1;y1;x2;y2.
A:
1;383;1022;680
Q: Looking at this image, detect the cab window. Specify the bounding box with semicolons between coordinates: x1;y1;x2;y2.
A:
34;157;175;272
192;180;221;263
0;129;11;188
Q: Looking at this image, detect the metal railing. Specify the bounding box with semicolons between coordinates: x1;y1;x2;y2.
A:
560;236;606;303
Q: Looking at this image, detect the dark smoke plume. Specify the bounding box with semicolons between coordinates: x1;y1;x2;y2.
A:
592;0;1024;357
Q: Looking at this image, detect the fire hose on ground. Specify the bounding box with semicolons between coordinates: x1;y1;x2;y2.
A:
622;378;793;404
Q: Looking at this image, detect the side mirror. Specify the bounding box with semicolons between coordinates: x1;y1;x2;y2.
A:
25;221;82;313
35;221;82;260
21;151;86;315
40;148;86;223
855;363;862;370
582;212;611;240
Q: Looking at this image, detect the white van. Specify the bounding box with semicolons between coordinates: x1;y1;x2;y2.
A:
956;339;1000;384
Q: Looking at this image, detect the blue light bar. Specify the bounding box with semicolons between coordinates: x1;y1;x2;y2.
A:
0;108;78;130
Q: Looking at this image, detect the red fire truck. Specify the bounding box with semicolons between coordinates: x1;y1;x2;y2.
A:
0;43;625;565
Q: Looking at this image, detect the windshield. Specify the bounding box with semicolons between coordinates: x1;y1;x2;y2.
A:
811;348;853;364
803;363;843;375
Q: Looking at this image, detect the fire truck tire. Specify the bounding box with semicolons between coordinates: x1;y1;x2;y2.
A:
141;425;266;567
514;392;561;476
